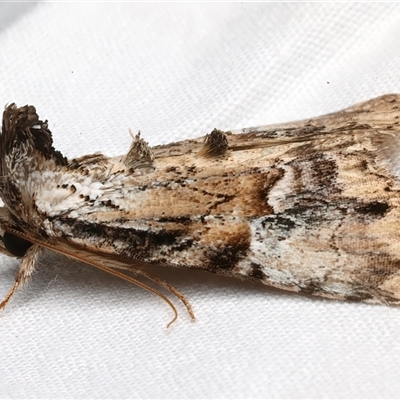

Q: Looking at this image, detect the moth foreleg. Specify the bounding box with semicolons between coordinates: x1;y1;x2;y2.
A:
0;244;41;309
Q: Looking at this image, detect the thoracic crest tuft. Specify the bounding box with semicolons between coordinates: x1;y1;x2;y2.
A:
1;103;67;169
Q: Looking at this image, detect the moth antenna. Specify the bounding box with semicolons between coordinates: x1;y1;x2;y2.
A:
72;256;180;328
133;267;195;322
3;226;181;327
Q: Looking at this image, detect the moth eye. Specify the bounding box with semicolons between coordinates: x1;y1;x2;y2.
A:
3;232;33;258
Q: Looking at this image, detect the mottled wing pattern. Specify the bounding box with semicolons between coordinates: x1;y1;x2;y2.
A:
3;95;400;306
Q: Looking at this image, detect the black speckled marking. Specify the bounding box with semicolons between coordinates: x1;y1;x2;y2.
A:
65;220;188;259
157;216;194;224
355;201;390;216
261;214;297;232
249;262;267;280
207;234;251;271
299;278;326;295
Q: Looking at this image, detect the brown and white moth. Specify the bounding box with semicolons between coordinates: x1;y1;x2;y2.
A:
1;94;400;325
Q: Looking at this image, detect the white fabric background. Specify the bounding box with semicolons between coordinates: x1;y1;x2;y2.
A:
1;3;400;399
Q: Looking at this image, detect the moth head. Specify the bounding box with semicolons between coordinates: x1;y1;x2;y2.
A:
0;104;67;260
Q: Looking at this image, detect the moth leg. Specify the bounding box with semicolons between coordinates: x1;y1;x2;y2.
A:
0;244;41;309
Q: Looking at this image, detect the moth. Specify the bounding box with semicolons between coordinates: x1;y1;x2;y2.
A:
1;94;400;326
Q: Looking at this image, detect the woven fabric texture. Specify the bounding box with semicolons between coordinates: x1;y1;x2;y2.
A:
1;3;400;399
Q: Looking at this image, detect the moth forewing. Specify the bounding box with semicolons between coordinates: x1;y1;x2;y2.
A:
2;95;400;325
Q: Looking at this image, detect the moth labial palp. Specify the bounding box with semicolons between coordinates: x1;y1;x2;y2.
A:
1;95;400;326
